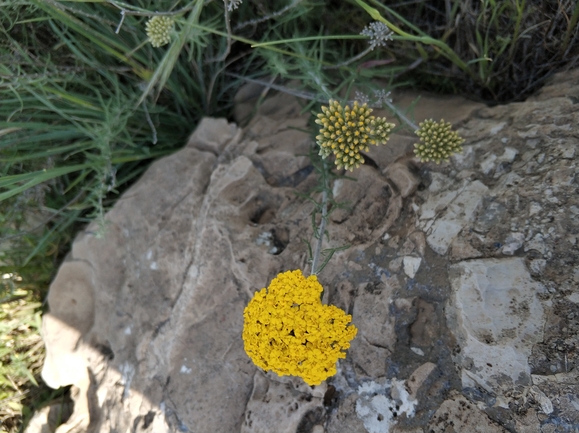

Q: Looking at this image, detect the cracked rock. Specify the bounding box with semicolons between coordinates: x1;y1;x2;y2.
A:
447;258;546;394
33;70;579;433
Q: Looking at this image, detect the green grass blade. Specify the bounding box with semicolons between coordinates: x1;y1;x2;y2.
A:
0;164;92;202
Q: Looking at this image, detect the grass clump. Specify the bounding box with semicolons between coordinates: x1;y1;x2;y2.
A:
0;285;67;431
360;0;579;102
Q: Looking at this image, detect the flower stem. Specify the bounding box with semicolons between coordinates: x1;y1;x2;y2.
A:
383;98;419;131
310;188;328;276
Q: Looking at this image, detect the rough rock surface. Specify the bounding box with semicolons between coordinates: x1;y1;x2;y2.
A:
33;69;579;433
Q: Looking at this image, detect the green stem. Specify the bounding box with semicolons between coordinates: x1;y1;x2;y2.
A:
562;1;579;54
383;99;418;131
508;0;526;63
189;24;336;66
310;189;328;276
310;160;330;276
251;35;366;47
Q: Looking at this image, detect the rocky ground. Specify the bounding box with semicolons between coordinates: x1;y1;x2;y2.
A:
28;69;579;433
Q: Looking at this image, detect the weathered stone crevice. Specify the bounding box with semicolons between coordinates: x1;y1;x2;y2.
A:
32;71;579;433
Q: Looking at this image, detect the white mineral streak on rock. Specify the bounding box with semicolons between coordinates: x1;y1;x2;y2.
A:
447;258;545;394
452;144;476;170
356;379;417;433
179;365;192;374
120;362;135;399
502;232;525;255
529;258;547;275
490;122;506;135
255;231;272;246
524;233;548;256
500;147;518;163
529;201;542;216
418;175;488;255
480;153;497;175
558;142;576;159
411;347;425;356
529;386;553;414
403;256;421;278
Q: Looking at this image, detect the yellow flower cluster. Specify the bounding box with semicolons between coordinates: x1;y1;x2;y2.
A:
315;100;394;171
242;270;357;386
145;16;174;48
414;119;465;164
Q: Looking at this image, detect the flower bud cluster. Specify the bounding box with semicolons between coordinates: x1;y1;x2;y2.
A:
315;100;394;171
414;119;465;164
145;16;174;48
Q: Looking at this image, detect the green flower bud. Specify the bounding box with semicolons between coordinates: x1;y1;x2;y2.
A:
413;119;464;164
315;100;394;171
146;16;174;48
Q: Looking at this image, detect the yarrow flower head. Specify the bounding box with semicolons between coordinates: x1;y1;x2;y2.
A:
145;16;174;48
315;100;395;171
413;119;465;164
242;270;357;386
360;21;393;50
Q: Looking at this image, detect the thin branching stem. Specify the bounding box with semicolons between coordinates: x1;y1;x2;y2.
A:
323;46;373;69
226;73;419;131
310;189;327;275
310;161;329;276
207;1;233;63
234;0;303;31
225;73;328;102
383;98;419;131
115;10;125;34
107;0;197;17
142;102;157;144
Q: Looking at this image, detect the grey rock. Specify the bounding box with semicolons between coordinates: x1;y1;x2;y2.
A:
35;70;579;433
385;162;419;198
427;392;508;433
448;258;545;394
473;198;507;234
403;256;421;279
418;177;488;255
355;379;417;433
525;233;548;256
502;232;525;255
241;372;326;433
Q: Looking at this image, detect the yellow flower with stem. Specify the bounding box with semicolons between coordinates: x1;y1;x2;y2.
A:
242;270;357;386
